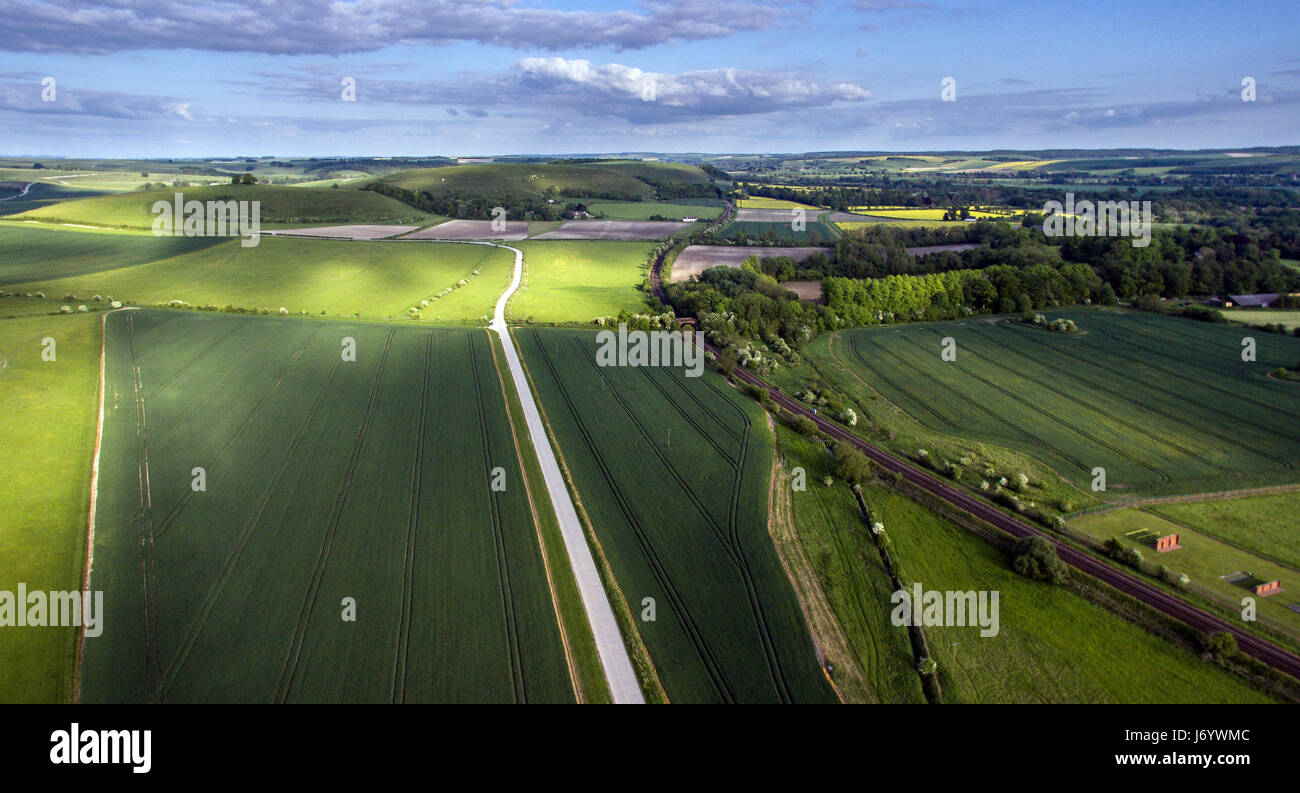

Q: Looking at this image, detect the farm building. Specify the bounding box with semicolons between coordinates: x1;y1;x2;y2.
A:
1228;293;1281;308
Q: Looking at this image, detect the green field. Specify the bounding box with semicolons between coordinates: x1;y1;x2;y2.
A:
582;200;721;221
776;426;1275;703
10;235;513;322
0;300;100;702
1149;491;1300;570
8;184;428;230
376;161;713;202
0;225;224;286
815;310;1300;496
516;328;836;703
83;311;574;702
508;241;655;324
722;216;840;244
1222;309;1300;331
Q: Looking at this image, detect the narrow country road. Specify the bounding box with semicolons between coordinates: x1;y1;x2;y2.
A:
488;242;645;704
0;181;33;201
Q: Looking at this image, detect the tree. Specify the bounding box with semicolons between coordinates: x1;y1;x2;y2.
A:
1202;631;1238;661
1011;535;1068;584
831;441;872;484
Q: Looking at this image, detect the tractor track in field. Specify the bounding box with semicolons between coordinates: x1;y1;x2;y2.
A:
530;333;735;702
145;318;249;400
125;311;163;703
277;328;394;703
469;333;527;703
161;343;347;691
391;330;432;703
993;322;1296;469
632;364;739;466
151;326;321;539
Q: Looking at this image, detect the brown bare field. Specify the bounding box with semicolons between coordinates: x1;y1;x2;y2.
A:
531;220;689;240
670;245;831;282
735;207;813;222
403;220;530;240
906;243;982;256
783;280;823;301
265;224;418;239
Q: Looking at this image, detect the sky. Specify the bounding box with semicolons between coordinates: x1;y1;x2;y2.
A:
0;0;1298;158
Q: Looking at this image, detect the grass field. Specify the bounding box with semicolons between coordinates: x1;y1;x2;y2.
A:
8;184;428;230
83;311;574;703
1070;508;1300;641
1222;309;1300;331
737;197;821;210
722;217;840;244
0;225;224;287
1149;491;1300;571
0;299;100;702
582;200;721;221
508;241;655;324
11;237;514;322
814;310;1300;497
516;328;836;703
775;425;1275;703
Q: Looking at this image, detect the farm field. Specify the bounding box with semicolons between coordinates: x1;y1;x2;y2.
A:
507;241;654;324
375;161;712;201
83;311;574;703
722;217;840;244
1069;508;1300;641
265;224;419;239
404;220;530;240
737;197;820;210
8;184;429;229
842;208;1013;220
1149;490;1300;570
11;237;514;322
0;225;225;286
581;199;721;221
0;300;100;702
670;245;831;283
515;328;836;703
814;310;1300;497
773;426;1275;703
531;220;689;240
1222;309;1300;331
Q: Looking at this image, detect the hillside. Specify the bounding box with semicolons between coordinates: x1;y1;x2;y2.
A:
374;160;715;203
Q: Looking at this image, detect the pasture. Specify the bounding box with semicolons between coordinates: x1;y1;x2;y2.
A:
0;301;100;702
816;310;1300;497
1149;490;1300;571
11;237;514;323
0;224;224;286
581;199;721;221
515;328;835;703
774;426;1273;703
508;241;655;324
82;311;574;703
1222;309;1300;331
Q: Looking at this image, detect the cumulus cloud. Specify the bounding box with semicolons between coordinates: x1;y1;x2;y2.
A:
0;0;795;54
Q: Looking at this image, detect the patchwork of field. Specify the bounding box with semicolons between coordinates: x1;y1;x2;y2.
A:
670;245;831;283
775;426;1274;703
516;328;836;703
1148;490;1300;571
508;241;654;323
10;236;513;322
822;310;1300;496
0;301;100;702
83;311;574;703
375;161;712;201
532;220;690;240
0;225;224;286
9;185;428;230
405;220;530;240
265;225;418;239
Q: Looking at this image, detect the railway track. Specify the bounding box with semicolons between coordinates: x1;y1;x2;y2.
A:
649;245;1300;684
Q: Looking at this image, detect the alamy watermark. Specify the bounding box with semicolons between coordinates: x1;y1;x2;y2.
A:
596;323;706;378
152;192;261;247
0;584;103;637
891;583;1000;637
1042;192;1151;248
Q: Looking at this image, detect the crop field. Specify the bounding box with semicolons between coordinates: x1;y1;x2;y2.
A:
773;426;1273;703
508;241;655;324
818;310;1300;496
531;220;689;240
0;300;100;702
83;311;574;703
11;237;514;322
581;200;721;221
841;208;1011;220
515;328;836;703
737;197;820;210
265;224;419;239
9;185;428;230
1222;309;1300;331
1069;508;1300;640
0;225;225;286
670;245;831;282
405;220;530;240
376;161;711;202
722;216;840;244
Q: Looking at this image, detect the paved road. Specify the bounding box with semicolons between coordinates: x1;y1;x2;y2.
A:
649;247;1300;683
489;243;645;704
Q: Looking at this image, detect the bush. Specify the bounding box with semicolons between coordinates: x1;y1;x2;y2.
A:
1202;631;1238;661
794;416;819;436
1011;535;1068;584
831;441;872;484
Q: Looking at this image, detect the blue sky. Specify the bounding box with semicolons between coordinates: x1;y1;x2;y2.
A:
1;0;1297;157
